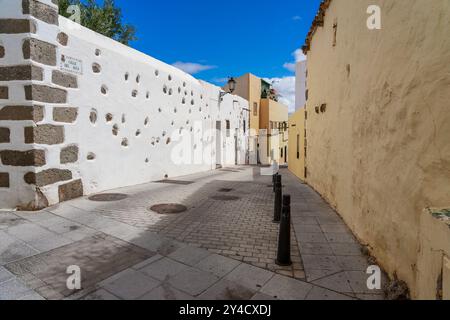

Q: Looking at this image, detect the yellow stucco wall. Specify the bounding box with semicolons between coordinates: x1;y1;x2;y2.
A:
225;73;261;134
305;0;450;299
261;99;289;164
288;108;306;180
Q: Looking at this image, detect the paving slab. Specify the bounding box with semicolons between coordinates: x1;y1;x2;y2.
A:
0;213;26;230
139;284;195;300
102;269;160;300
250;292;278;300
198;279;256;300
5;234;154;299
195;254;241;277
311;271;354;294
225;264;274;291
167;267;220;296
0;232;39;265
302;255;341;271
260;275;313;300
298;243;334;255
0;267;15;285
305;286;354;300
168;246;211;266
82;289;120;300
140;258;189;282
0;279;33;300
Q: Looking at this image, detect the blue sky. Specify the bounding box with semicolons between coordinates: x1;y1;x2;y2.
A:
113;0;322;110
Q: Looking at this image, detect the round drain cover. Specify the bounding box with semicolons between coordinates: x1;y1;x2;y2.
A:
210;195;240;201
88;193;128;202
150;204;188;214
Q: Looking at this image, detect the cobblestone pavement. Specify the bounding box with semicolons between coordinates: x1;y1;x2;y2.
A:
0;166;387;300
77;168;304;279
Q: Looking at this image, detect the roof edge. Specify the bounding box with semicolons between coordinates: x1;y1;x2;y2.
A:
302;0;333;54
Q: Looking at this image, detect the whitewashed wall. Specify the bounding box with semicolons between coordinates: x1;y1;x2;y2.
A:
0;0;249;210
52;18;248;202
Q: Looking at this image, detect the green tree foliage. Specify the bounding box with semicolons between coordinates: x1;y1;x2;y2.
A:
58;0;137;45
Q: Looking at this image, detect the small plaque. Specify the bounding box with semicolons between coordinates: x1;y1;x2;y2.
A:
60;54;83;75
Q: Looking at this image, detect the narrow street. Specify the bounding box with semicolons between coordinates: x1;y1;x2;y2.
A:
0;167;385;300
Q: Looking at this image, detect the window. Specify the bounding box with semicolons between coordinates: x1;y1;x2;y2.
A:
243;120;246;134
226;120;231;137
253;102;258;116
297;134;300;159
280;148;283;158
270;121;274;130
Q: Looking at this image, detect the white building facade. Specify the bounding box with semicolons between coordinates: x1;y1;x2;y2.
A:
0;0;249;210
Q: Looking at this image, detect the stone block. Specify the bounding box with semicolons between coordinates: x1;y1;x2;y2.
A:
0;172;9;188
0;150;46;167
60;145;78;164
0;128;10;143
0;105;44;122
24;125;64;145
52;70;78;88
57;32;68;46
0;19;34;34
53;107;78;123
22;0;59;25
24;169;72;187
22;38;56;66
24;85;66;104
0;87;8;99
0;65;43;81
58;179;83;202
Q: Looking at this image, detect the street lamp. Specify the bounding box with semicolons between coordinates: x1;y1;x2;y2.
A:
219;77;236;100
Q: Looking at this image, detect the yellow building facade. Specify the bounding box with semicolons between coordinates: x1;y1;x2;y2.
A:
260;99;289;165
288;108;306;180
303;0;450;299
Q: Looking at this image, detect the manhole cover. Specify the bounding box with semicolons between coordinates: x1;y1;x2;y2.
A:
88;193;128;202
149;204;188;214
218;188;234;193
155;180;194;185
210;195;241;201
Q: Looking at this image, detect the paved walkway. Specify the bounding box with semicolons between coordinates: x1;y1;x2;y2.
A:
0;167;386;300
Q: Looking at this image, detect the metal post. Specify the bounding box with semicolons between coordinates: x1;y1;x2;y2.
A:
276;195;292;266
273;175;282;223
272;173;278;193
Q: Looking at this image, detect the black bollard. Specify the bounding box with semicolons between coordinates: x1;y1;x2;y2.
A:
273;175;282;223
272;173;278;193
276;195;292;266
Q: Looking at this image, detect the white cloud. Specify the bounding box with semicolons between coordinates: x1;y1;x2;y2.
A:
211;77;229;85
292;16;302;21
264;76;296;113
293;49;307;62
172;62;216;75
283;63;296;73
283;49;306;72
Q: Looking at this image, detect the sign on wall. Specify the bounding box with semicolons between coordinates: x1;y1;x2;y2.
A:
60;54;83;75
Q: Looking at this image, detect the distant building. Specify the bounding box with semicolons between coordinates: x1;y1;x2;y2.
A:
224;74;289;165
295;60;307;111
